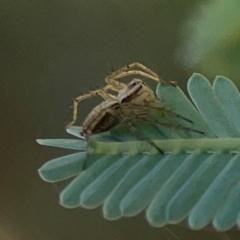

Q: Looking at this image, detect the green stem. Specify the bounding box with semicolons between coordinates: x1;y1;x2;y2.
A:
90;138;240;155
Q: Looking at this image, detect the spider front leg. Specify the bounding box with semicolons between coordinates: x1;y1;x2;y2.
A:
67;87;115;127
126;62;177;86
127;62;159;77
105;75;127;91
106;62;177;86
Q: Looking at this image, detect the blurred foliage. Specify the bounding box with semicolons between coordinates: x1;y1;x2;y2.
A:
178;0;240;84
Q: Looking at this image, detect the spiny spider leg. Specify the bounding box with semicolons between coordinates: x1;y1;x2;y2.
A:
127;62;160;78
82;133;91;170
126;62;177;86
145;106;194;124
106;62;176;87
119;116;164;153
162;109;193;123
105;76;127;91
67;86;116;127
109;70;161;83
130;115;204;135
118;104;202;136
107;62;158;79
120;103;194;124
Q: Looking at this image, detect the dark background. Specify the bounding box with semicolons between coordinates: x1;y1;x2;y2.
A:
1;1;239;239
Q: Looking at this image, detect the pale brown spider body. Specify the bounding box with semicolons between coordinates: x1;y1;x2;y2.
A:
81;99;121;137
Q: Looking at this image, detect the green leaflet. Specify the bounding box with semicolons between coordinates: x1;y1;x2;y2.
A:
37;74;240;231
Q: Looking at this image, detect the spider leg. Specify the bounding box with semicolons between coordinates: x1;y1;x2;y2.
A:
110;70;160;83
133;115;204;135
105;75;127;91
67;87;116;127
82;133;91;171
126;62;177;86
126;62;160;78
105;62;176;87
162;109;193;123
120;102;194;124
119;116;164;153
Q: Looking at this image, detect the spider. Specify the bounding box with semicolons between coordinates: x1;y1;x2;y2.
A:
67;62;176;128
66;63;203;156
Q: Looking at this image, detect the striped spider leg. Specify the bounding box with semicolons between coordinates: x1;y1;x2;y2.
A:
66;84;117;128
119;103;204;135
105;62;177;90
117;79;204;135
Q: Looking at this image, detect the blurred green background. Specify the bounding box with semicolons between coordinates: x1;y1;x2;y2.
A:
1;1;240;239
